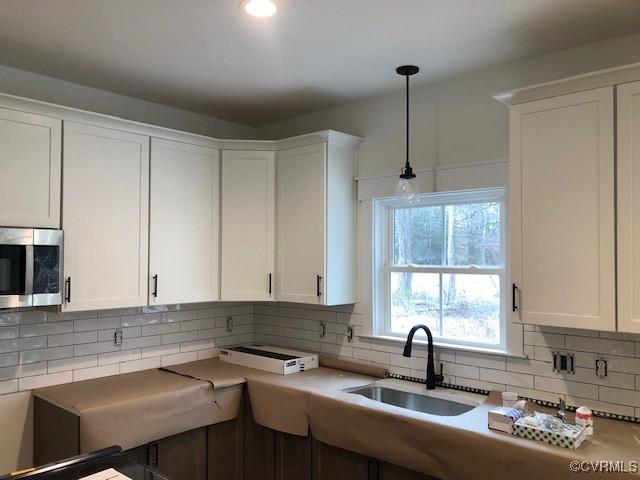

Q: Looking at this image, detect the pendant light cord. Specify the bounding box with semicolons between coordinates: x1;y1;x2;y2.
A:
405;73;410;171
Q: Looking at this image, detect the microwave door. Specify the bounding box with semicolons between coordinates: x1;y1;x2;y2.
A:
32;229;63;307
0;228;33;308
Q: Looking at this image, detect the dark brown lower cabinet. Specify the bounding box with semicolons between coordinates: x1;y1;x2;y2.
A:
311;438;369;480
125;427;208;480
208;415;244;480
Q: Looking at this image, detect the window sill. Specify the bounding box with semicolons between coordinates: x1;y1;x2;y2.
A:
361;334;528;359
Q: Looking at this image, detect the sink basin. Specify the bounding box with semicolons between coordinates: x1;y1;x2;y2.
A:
344;385;476;416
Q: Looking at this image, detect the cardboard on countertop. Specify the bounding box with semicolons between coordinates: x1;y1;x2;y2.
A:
307;388;640;480
34;368;244;452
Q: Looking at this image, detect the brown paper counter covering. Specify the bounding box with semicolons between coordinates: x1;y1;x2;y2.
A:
36;359;640;479
307;389;640;480
161;359;377;436
34;368;244;452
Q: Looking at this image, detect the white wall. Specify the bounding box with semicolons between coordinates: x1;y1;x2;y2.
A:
0;64;256;139
257;32;640;178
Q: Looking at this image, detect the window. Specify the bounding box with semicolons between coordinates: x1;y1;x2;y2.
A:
374;188;506;350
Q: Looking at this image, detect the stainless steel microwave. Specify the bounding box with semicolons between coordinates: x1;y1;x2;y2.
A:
0;227;63;308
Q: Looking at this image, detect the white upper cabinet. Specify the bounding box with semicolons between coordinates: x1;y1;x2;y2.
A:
509;87;615;330
62;122;150;312
617;81;640;333
277;142;357;305
149;138;220;305
221;150;275;301
0;108;61;228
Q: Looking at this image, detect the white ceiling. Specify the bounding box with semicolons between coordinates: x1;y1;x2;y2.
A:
0;0;639;126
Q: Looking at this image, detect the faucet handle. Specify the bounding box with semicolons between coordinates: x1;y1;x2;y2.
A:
435;362;445;384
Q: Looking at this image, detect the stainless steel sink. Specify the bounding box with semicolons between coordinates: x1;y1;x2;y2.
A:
345;385;475;416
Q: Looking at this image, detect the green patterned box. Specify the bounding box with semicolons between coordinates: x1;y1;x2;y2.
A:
513;417;587;449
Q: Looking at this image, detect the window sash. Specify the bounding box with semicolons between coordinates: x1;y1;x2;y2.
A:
376;187;507;350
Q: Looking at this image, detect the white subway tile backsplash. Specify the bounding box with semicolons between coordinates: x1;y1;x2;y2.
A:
74;317;120;332
523;331;564;348
20;346;73;364
0;379;18;394
73;364;120;382
0;352;18;368
161;351;198;367
20;321;73;337
48;355;97;373
480;368;533;388
599;387;640;407
47;331;98;347
0;303;252;394
565;336;635;357
534;376;599;400
19;371;72;390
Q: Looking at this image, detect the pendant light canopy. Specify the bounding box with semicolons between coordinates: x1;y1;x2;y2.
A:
395;65;420;203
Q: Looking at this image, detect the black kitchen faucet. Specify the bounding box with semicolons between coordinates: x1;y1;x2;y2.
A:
403;324;444;390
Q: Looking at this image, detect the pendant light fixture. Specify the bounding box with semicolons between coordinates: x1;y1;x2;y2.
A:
241;0;277;17
395;65;420;203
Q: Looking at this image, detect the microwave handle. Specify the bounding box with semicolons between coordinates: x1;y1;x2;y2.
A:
65;277;71;303
24;245;34;295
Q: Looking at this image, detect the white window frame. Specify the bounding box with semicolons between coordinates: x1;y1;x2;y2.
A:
373;187;508;351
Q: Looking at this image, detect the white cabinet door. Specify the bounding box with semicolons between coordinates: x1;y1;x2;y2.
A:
0;108;61;228
63;122;149;312
149;138;219;305
617;81;640;333
221;150;275;301
277;144;326;304
510;87;615;330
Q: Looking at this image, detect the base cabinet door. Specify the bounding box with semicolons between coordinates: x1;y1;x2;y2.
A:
509;87;615;330
0;107;61;228
208;416;244;480
62;122;149;311
155;428;208;480
276;432;312;480
149;138;220;305
311;439;369;480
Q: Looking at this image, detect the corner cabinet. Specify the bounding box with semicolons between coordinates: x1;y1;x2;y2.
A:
276;139;358;306
509;87;616;330
221;150;275;302
62;122;150;312
149;138;220;305
0;108;61;228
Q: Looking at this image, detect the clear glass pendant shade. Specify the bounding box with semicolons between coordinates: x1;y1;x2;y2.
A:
395;176;419;203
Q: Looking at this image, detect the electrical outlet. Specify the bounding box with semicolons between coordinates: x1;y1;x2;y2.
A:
226;316;233;333
346;325;354;343
552;351;575;374
595;358;608;378
113;329;123;346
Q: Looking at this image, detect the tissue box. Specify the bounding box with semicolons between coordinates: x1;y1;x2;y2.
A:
513;417;587;449
488;407;524;434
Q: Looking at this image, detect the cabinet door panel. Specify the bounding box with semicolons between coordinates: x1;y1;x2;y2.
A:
0;108;61;228
149;138;219;305
618;81;640;333
510;87;615;330
311;439;368;480
221;150;275;301
156;428;208;480
276;431;312;480
208;416;244;480
63;122;149;311
277;144;326;304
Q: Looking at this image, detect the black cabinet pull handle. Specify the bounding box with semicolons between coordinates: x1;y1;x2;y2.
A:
65;277;71;303
152;274;158;298
268;273;272;295
316;275;322;297
512;283;520;312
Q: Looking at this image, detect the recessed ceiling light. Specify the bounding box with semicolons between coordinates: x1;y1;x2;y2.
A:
241;0;277;17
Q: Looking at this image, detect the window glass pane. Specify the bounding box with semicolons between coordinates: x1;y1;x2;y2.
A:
390;272;439;335
441;274;500;344
445;202;501;267
393;206;443;265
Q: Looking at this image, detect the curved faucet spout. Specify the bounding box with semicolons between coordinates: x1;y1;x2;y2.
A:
402;324;442;390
